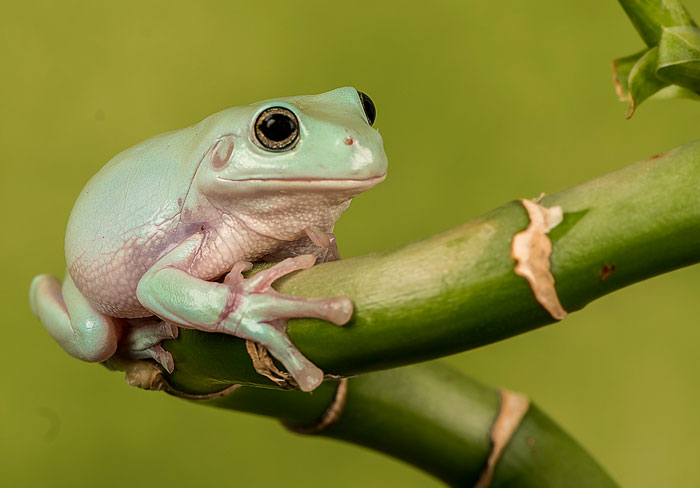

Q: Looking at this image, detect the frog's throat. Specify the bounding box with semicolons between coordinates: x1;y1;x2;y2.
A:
207;173;385;241
225;195;354;244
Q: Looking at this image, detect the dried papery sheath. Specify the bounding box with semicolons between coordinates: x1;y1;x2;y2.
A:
511;198;567;321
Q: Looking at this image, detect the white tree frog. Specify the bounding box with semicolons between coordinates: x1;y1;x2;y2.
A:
29;87;387;392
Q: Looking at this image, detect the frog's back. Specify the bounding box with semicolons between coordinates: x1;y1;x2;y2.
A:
66;124;207;318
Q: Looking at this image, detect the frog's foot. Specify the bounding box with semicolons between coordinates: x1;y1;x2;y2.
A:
305;226;340;262
117;319;179;373
222;255;352;391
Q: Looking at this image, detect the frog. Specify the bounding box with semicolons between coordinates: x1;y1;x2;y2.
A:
29;87;387;392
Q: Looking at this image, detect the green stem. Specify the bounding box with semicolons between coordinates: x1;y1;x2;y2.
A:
165;139;700;393
196;363;616;487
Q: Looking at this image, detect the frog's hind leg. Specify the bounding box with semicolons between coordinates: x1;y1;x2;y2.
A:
30;273;121;363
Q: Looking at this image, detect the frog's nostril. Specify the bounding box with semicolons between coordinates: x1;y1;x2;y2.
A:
343;136;354;146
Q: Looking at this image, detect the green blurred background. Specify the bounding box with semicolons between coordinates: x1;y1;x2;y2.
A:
3;1;700;486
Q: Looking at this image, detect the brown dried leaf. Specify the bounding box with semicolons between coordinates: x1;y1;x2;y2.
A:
284;378;349;435
511;198;568;320
124;360;166;390
246;340;300;390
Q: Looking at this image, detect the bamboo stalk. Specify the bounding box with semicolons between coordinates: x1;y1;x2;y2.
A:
164;139;700;392
145;137;700;485
194;363;617;487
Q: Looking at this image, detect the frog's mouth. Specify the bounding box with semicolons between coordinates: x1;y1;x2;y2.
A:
216;174;386;191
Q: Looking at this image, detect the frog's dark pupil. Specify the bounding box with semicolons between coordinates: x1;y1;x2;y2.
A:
261;113;295;141
254;107;299;151
358;91;376;126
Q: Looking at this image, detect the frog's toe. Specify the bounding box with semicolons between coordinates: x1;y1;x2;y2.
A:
143;345;175;374
304;226;340;262
118;320;178;373
228;254;316;292
311;295;353;324
295;363;324;392
121;343;175;373
262;294;353;325
323;233;341;262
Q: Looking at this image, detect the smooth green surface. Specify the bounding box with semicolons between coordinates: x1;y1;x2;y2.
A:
326;365;615;487
200;363;616;486
4;1;700;487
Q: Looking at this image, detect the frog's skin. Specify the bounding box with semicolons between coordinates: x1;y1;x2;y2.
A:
29;87;387;392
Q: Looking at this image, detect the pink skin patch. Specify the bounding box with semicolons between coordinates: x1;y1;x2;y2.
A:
211;135;235;169
343;136;354;146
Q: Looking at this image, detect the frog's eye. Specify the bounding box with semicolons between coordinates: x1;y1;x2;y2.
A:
254;107;300;151
357;91;376;126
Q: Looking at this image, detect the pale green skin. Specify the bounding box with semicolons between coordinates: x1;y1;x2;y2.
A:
29;87;387;392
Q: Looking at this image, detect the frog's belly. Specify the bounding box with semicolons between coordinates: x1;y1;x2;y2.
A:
68;227;179;318
67;220;281;319
67;205;326;319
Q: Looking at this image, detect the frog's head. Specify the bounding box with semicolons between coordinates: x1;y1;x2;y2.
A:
191;87;388;240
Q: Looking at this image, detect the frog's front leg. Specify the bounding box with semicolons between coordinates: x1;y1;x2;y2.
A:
136;236;352;392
